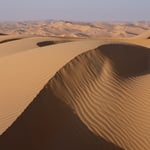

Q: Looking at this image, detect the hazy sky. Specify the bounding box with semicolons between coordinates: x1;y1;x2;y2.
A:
0;0;150;21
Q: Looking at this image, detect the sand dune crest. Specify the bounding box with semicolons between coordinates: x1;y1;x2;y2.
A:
49;44;150;150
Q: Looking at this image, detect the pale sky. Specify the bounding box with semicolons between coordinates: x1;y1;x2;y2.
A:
0;0;150;21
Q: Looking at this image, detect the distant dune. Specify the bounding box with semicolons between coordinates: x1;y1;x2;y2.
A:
132;30;150;39
0;28;150;150
0;20;150;38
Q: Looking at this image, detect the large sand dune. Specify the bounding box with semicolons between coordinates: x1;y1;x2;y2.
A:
0;40;103;135
45;44;150;150
0;33;150;150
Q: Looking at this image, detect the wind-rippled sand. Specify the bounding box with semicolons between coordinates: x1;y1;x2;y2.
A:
0;35;149;150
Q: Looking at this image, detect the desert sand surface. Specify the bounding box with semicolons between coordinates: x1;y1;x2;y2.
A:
0;36;71;57
0;22;150;150
0;20;150;38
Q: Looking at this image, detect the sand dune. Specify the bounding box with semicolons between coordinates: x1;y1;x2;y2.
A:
49;44;150;150
0;32;150;150
0;36;70;57
0;40;103;135
0;34;31;43
131;30;150;39
0;21;150;38
0;83;121;150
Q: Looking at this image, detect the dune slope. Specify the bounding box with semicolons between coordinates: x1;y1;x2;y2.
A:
0;41;102;135
0;36;69;57
49;44;150;150
0;85;121;150
0;44;150;150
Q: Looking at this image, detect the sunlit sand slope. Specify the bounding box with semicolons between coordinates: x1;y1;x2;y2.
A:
0;36;71;57
0;41;103;135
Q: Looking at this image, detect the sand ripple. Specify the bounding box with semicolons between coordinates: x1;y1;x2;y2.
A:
50;44;150;150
